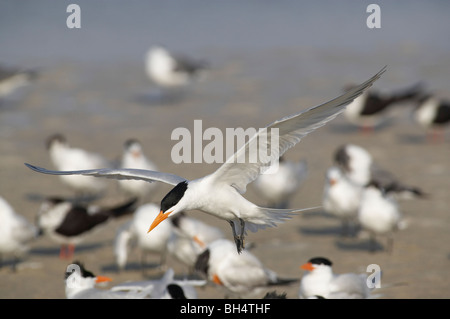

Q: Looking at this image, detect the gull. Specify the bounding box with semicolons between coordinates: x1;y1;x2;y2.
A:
0;196;40;271
145;45;208;96
334;143;427;199
118;138;159;201
298;257;375;299
253;157;308;209
110;268;206;299
322;166;363;237
343;82;424;133
194;239;298;298
37;197;137;259
413;94;450;143
46;134;113;197
0;64;38;100
114;203;173;272
358;181;405;253
25;67;386;253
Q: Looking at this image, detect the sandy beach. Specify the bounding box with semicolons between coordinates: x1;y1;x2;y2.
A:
0;1;449;300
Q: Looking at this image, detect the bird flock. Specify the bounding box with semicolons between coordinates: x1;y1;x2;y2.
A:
0;44;448;300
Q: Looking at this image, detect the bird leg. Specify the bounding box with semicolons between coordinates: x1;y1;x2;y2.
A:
229;219;246;254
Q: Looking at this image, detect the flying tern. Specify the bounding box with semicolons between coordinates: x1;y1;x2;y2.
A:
25;67;386;253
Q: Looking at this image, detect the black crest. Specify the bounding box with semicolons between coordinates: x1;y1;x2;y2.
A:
334;145;350;173
308;257;332;267
194;248;210;276
160;181;188;213
65;261;95;280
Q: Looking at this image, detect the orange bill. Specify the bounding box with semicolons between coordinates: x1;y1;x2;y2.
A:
95;276;112;283
147;210;171;233
212;273;223;285
193;235;206;248
300;262;314;271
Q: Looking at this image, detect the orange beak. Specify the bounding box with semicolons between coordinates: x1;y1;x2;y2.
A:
300;262;315;271
95;276;112;283
329;178;337;186
148;210;171;233
193;235;206;248
212;273;223;285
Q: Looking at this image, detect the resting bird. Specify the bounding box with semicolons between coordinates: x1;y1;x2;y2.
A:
37;197;137;259
413;94;450;143
195;239;298;298
299;257;375;299
0;196;40;271
25;67;386;253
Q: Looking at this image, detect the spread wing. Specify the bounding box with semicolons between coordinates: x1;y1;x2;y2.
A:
24;163;187;186
209;67;386;194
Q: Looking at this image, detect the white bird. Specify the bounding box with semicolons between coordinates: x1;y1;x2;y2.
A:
334;143;426;199
0;64;38;100
118;138;159;201
167;212;225;271
0;196;40;271
253;157;308;209
298;257;375;299
110;268;206;299
413;94;450;143
65;261;155;299
46;134;112;197
194;239;298;298
25;67;386;253
145;45;208;91
37;197;136;259
322;166;363;237
114;203;173;272
358;181;405;253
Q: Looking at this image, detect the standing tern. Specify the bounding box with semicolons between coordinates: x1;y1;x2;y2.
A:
25;67;386;253
0;196;40;271
46;134;113;197
194;239;298;298
298;257;375;299
253;157;308;209
118;138;160;201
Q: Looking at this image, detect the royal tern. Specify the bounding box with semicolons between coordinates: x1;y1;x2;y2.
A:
322;166;363;237
334;143;426;199
65;261;156;299
413;94;450;142
0;64;38;100
195;239;298;298
298;257;375;299
344;82;424;133
46;134;113;196
166;212;225;271
111;268;206;299
118;138;159;201
37;197;137;259
114;203;173;272
26;67;386;253
253;157;308;209
0;196;40;271
358;181;405;253
145;45;208;91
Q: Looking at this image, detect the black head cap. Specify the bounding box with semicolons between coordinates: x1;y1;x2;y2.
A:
46;133;66;150
308;257;332;267
334;145;350;172
65;261;95;280
194;248;210;276
160;181;188;213
167;284;187;299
